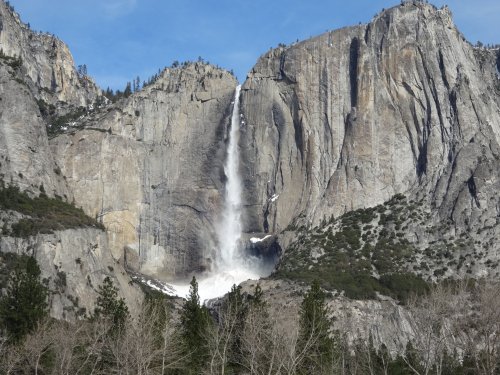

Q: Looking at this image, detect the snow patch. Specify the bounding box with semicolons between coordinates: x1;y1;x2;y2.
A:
250;235;272;244
132;276;177;296
269;194;279;202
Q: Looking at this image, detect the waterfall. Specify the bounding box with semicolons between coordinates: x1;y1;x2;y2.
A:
167;85;269;302
218;85;242;268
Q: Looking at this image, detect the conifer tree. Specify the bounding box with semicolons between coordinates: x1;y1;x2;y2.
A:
0;256;48;343
180;276;210;373
94;276;129;332
133;76;140;92
224;284;248;372
249;283;264;308
104;87;114;99
297;280;337;374
123;82;132;98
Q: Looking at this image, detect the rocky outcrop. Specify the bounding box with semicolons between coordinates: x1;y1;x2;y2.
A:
239;1;500;254
0;0;239;291
0;228;142;320
0;62;140;317
0;1;141;318
0;1;101;108
50;64;238;280
0;62;69;197
239;279;413;355
0;0;104;198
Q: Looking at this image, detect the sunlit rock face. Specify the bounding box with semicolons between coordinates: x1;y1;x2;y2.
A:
0;3;142;317
239;3;500;257
0;1;101;198
51;64;238;280
46;3;500;283
0;1;101;108
2;0;500;297
0;228;143;320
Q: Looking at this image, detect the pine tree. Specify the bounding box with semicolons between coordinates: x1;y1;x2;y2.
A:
297;280;337;374
180;276;210;373
104;87;113;98
114;89;123;100
77;64;87;76
0;256;48;343
94;276;129;332
123;82;132;98
249;283;264;308
133;76;140;92
225;284;248;372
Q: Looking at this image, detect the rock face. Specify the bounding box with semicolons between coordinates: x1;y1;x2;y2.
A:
0;1;103;198
0;62;69;197
239;279;414;356
239;2;500;252
0;0;239;298
50;64;238;280
0;2;141;318
0;1;101;108
0;228;143;319
1;0;500;306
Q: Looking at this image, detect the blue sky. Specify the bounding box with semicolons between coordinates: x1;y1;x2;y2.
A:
8;0;500;90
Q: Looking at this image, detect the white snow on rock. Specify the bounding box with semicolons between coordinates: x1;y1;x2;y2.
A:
250;235;272;243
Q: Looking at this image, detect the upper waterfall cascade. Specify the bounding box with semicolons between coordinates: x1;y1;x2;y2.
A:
168;85;270;302
218;84;243;268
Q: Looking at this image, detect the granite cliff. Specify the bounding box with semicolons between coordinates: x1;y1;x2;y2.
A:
0;1;101;108
0;0;500;323
0;2;140;318
50;64;237;280
240;2;500;282
0;0;102;198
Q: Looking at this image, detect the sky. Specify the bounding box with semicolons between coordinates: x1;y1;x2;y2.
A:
8;0;500;91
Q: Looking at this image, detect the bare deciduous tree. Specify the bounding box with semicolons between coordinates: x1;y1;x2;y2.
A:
392;280;500;375
456;281;500;375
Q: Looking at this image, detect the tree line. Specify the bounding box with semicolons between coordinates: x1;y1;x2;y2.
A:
0;256;499;374
102;57;234;104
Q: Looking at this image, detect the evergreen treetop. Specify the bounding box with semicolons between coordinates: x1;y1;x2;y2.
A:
94;276;129;332
179;276;211;373
298;280;337;373
0;256;48;343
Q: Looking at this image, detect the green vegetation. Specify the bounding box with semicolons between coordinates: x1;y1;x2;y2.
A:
45;106;87;136
179;276;211;373
103;82;133;103
278;190;494;301
36;98;56;119
0;49;22;70
275;194;431;301
379;273;429;302
94;276;129;332
298;280;337;373
0;183;104;237
0;252;31;291
0;275;498;374
0;256;48;343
